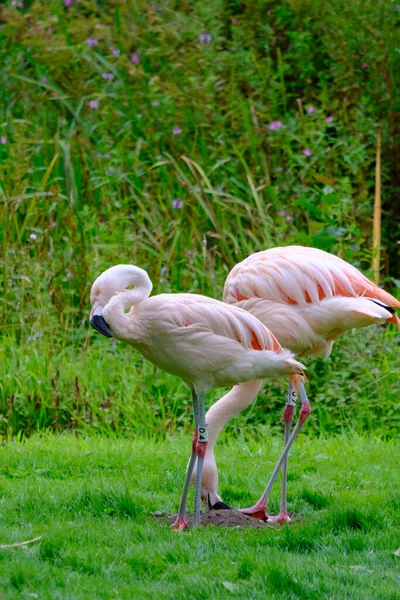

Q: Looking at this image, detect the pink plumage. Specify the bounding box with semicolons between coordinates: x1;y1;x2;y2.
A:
225;246;399;307
89;263;305;529
224;246;400;357
201;246;400;522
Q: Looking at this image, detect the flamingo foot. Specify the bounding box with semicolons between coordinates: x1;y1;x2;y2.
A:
266;511;291;524
170;517;187;531
237;499;268;521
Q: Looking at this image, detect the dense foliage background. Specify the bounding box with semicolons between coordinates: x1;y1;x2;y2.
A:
1;0;399;437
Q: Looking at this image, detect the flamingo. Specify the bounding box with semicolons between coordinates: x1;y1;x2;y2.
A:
89;263;307;529
196;246;400;522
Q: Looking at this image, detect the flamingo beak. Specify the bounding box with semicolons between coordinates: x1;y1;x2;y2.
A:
207;493;232;511
90;302;113;338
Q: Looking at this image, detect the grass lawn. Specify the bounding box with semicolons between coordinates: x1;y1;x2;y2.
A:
0;434;399;599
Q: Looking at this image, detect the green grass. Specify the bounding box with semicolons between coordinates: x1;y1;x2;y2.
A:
0;434;399;599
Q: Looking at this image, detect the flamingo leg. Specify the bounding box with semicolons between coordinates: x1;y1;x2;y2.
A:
171;392;200;531
239;381;310;521
194;394;208;529
267;382;296;523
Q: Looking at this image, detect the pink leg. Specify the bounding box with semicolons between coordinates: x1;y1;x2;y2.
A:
171;392;201;531
171;429;198;530
172;392;208;531
267;404;295;523
267;381;297;523
193;438;207;528
239;383;296;521
193;396;208;529
239;382;310;522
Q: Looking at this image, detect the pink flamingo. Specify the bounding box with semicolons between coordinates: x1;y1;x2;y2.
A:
89;264;306;529
197;246;400;522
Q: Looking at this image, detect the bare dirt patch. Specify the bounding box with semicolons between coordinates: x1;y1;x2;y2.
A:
164;509;277;528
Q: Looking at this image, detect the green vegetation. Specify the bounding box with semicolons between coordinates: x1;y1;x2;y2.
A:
2;321;400;439
1;4;400;598
0;435;399;599
1;0;399;436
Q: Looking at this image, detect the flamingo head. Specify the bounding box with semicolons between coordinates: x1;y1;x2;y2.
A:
90;264;152;337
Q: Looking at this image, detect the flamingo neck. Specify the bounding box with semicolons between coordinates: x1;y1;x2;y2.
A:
108;287;151;314
198;380;263;504
206;380;263;449
102;269;152;337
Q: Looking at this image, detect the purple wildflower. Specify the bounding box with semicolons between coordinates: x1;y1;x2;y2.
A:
160;266;169;282
87;38;97;47
278;210;286;217
17;1;24;6
1;136;6;145
40;76;47;84
112;48;120;57
172;127;182;135
102;73;113;80
361;62;368;69
130;52;140;63
64;0;72;6
303;148;312;156
306;105;315;114
231;18;237;24
199;33;212;43
172;199;184;209
268;120;282;131
286;215;293;223
11;0;17;5
275;167;283;173
326;115;334;124
152;101;160;107
89;100;99;110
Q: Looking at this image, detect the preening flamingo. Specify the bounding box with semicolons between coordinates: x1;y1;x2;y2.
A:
89;264;307;529
199;246;400;522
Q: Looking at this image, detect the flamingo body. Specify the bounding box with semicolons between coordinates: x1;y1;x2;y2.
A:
200;246;400;515
224;246;400;357
93;268;304;396
90;264;305;528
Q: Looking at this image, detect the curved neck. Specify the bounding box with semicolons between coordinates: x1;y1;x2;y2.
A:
103;269;152;316
120;286;152;311
206;380;263;449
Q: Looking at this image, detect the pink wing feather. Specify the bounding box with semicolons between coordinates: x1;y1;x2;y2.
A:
158;294;283;353
224;246;400;321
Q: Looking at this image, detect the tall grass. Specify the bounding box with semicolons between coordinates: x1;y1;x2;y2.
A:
1;0;399;437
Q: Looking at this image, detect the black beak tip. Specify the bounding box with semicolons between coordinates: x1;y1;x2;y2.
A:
90;315;113;338
211;500;233;511
207;494;232;511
